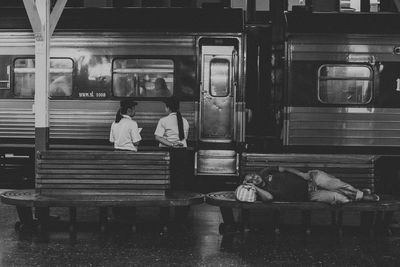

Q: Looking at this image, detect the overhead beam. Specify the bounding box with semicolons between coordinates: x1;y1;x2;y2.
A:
394;0;400;11
22;0;42;34
50;0;67;35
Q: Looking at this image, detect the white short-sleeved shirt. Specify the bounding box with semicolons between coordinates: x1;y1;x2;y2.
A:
109;115;142;151
154;112;189;147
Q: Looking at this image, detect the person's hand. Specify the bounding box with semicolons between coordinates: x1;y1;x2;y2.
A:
278;166;285;172
171;141;183;147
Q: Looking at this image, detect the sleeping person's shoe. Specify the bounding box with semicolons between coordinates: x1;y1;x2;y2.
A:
362;194;380;202
361;188;372;195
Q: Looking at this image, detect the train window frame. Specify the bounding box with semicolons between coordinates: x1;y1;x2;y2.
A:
317;64;373;105
12;57;74;99
111;57;175;99
209;58;230;97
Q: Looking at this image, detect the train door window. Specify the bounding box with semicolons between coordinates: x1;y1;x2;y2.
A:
112;59;173;98
209;58;230;97
318;65;372;104
13;58;73;98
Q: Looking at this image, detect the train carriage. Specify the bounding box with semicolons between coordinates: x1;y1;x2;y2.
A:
284;12;400;152
0;7;247;180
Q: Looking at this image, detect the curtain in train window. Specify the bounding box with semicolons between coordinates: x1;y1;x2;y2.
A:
209;58;230;97
112;59;173;97
318;65;372;104
13;58;73;97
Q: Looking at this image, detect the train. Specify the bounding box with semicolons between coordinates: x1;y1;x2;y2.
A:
1;7;400;192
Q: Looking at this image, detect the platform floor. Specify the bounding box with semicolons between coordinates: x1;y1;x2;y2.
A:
1;190;400;266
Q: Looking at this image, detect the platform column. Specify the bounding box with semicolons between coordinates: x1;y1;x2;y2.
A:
21;0;67;226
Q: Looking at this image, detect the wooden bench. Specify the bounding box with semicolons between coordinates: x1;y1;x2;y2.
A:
241;153;377;193
205;153;400;236
37;150;171;196
1;150;204;236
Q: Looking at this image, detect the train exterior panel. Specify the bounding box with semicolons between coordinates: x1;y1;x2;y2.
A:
285;24;400;149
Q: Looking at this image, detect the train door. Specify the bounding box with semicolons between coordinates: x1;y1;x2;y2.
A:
200;45;236;142
195;38;241;176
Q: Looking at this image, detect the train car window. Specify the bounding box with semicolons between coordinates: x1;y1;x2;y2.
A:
209;58;230;97
112;59;173;98
14;59;35;97
318;65;372;104
49;59;73;97
13;58;73;98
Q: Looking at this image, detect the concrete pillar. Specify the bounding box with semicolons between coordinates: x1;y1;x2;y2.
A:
33;0;51;152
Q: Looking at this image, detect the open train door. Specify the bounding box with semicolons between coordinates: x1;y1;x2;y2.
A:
195;38;242;176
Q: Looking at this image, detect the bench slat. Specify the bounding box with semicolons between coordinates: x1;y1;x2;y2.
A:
38;189;167;196
37;169;169;175
37;160;170;165
39;153;170;161
37;174;169;179
37;184;170;189
37;164;169;170
38;179;170;184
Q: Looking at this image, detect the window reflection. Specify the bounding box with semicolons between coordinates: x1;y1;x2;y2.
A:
112;59;173;97
210;58;229;97
318;65;372;104
13;58;73;97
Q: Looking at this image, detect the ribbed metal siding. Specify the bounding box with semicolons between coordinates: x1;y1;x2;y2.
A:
49;101;195;141
0;100;194;141
0;100;34;138
284;107;400;146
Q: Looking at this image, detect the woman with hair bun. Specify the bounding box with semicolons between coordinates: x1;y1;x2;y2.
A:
110;99;142;151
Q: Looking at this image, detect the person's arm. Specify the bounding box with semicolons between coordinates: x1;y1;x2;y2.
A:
155;135;182;147
109;123;115;144
279;166;310;181
252;185;274;202
154;118;182;147
130;122;142;146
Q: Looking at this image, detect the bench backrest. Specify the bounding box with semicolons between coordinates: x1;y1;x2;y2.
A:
36;150;170;196
241;153;378;193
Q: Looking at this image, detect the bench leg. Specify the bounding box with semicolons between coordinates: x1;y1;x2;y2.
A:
174;206;190;224
69;207;77;237
331;210;343;237
219;207;236;234
16;206;34;232
160;207;170;234
383;211;394;236
241;209;250;233
272;210;281;235
37;207;50;234
337;211;343;238
302;210;311;235
361;211;375;238
128;208;137;232
99;207;108;233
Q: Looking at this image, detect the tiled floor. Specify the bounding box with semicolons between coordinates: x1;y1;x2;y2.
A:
1;193;400;266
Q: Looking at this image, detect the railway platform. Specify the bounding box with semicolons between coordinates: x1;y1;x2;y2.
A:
1;191;400;266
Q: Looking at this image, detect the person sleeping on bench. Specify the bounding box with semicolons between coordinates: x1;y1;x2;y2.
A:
244;166;380;204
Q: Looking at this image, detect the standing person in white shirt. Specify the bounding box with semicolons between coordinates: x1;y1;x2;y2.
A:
155;98;191;229
110;100;142;151
109;100;141;222
154;97;189;148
